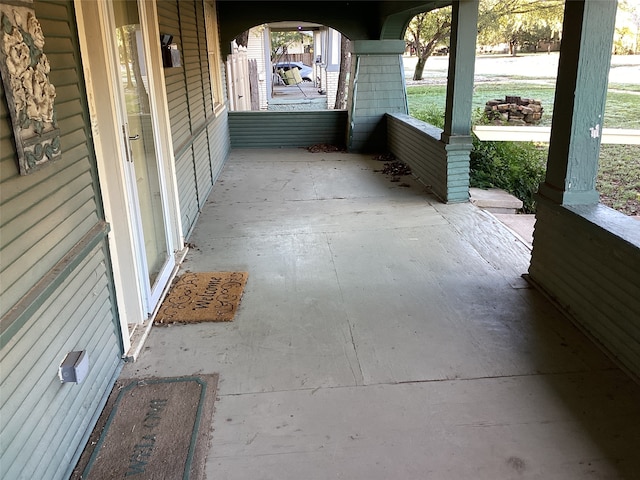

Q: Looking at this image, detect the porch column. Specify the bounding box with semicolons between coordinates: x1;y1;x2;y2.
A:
537;0;617;205
527;1;640;378
347;40;407;152
440;0;479;203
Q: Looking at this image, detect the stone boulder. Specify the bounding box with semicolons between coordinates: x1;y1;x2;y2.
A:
484;96;543;125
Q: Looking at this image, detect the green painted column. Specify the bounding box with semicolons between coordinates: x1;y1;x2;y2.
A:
538;0;617;205
441;0;479;203
347;40;407;152
442;0;479;140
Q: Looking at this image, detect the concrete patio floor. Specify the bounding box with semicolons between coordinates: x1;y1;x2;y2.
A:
120;149;640;479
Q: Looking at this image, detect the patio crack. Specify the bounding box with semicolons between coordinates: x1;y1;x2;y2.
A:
325;233;364;387
307;161;320;200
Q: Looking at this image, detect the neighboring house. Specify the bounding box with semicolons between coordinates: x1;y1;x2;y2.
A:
245;27;269;110
1;1;638;479
314;26;342;108
230;22;342;110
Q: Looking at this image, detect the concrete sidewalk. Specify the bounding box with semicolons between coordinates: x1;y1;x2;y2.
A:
121;149;640;479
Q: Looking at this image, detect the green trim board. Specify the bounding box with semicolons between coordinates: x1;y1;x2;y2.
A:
0;220;110;349
172;110;222;161
1;0;107;323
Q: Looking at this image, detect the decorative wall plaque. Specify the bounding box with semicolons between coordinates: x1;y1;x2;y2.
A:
0;1;61;175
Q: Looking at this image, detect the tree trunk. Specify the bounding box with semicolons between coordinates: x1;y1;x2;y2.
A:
128;28;150;113
413;56;427;81
334;34;351;110
235;30;249;48
119;27;133;90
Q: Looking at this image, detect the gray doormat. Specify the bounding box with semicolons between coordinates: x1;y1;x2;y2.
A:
72;374;218;479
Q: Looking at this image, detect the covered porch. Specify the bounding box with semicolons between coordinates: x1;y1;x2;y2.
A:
121;148;640;478
218;0;640;383
3;1;640;478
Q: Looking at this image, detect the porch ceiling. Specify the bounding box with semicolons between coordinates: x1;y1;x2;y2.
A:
217;0;452;50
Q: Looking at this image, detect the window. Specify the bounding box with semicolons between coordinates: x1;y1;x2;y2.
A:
204;0;225;114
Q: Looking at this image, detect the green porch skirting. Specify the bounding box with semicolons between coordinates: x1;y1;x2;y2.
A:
529;200;640;380
387;113;471;203
228;110;348;148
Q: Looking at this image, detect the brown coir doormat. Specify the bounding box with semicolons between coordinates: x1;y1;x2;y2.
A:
156;272;248;324
72;374;218;480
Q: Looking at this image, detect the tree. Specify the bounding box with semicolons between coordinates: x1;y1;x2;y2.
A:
234;30;249;48
405;9;451;81
334;34;351;109
405;0;564;80
270;31;312;62
476;0;563;56
616;0;640;54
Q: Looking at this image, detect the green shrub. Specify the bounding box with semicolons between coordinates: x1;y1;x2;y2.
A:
412;105;547;213
407;84;640;215
411;104;446;128
470;137;547;213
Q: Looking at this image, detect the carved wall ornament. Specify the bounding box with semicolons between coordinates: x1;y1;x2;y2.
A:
0;1;61;175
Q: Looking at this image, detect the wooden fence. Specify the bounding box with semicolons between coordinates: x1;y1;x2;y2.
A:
226;47;260;111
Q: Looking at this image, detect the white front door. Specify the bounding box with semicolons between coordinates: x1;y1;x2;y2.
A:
111;0;175;314
74;0;182;352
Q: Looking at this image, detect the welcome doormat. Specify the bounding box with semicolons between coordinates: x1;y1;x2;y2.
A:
73;374;218;480
155;272;248;324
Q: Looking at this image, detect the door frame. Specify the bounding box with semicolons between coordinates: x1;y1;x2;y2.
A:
75;0;184;354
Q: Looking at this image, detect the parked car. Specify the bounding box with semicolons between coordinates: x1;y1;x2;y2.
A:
274;61;313;81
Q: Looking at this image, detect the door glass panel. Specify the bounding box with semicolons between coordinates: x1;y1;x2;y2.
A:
113;0;167;288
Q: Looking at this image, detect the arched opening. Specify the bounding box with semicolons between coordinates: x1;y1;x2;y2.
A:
226;22;350;112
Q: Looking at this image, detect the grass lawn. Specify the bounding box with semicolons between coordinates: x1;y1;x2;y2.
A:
407;82;640;215
598;144;640;215
408;83;557;126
